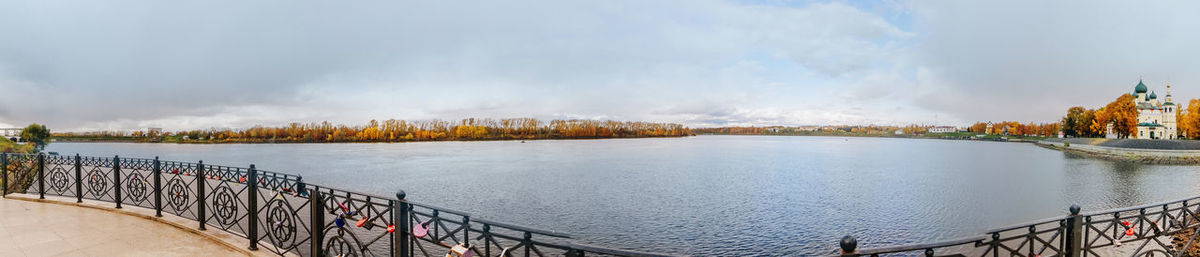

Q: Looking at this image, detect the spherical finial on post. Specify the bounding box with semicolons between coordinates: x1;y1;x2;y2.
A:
840;235;857;254
395;190;406;200
1069;204;1081;215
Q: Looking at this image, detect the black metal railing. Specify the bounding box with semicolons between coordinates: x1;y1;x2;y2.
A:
836;198;1200;257
0;153;673;257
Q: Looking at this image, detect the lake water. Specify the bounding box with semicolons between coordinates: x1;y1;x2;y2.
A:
44;136;1200;256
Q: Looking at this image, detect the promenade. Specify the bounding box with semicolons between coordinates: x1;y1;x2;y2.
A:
0;195;247;256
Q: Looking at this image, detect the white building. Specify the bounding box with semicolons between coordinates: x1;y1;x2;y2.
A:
1111;79;1177;139
1;128;21;141
929;126;957;133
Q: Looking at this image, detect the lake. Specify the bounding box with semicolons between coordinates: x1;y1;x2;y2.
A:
44;135;1200;256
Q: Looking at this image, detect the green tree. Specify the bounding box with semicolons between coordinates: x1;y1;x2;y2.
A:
19;123;50;150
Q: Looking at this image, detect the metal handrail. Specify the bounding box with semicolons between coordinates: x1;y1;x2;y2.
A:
0;152;672;257
838;193;1200;256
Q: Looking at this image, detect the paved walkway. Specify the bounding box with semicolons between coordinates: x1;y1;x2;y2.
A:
0;197;245;256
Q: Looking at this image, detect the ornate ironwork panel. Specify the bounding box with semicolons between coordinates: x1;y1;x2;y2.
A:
41;154;76;198
315;187;396;257
203;165;253;236
161;161;200;220
257;185;313;256
7;154;39;194
120;158;156;209
78;156;115;202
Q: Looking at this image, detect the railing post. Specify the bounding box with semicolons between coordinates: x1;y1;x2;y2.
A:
247;164;259;250
1;153;8;196
153;157;162;217
296;175;306;196
839;235;857;256
523;231;533;257
74;154;82;203
483;224;492;257
311;186;325;257
1065;204;1082;257
197;160;206;231
393;190;409;257
37;153;45;199
462;216;470;249
113;155;121;208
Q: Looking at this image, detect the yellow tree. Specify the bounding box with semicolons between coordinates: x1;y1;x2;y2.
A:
1091;108;1108;137
1062;107;1087;137
1098;94;1137;138
1079;109;1097;137
1179;99;1200;139
969;122;987;133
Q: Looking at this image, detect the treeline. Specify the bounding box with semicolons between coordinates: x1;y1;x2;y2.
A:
694;125;903;136
55;118;692;143
965;121;1061;137
1173;99;1200;139
1059;94;1138;138
697;122;1062;138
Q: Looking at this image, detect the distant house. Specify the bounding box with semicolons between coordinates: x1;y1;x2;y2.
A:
1;128;21;142
929;126;957;133
894;130;904;135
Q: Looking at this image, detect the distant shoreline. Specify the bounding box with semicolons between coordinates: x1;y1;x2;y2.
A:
696;132;1045;143
50;135;692;144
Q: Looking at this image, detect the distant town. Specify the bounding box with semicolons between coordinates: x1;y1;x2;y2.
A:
694;121;1056;141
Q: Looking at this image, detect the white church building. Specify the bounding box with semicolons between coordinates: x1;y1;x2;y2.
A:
1108;79;1177;139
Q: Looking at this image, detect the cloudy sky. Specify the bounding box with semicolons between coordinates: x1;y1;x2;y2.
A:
2;0;1199;131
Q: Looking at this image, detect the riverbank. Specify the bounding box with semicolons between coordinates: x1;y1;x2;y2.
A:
1037;138;1200;164
50;134;692;144
699;131;1046;143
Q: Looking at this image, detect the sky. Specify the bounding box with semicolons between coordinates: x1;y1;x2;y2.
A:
2;0;1200;131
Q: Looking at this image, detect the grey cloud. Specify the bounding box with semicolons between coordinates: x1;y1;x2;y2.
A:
0;0;912;130
906;1;1200;123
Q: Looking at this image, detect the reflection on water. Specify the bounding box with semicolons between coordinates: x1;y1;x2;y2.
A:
1108;161;1146;207
44;136;1200;256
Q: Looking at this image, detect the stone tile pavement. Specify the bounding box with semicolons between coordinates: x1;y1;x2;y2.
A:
0;196;247;256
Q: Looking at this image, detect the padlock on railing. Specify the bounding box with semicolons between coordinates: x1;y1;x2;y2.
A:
445;243;473;257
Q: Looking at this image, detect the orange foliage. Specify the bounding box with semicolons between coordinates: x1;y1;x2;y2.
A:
1094;94;1137;138
145;118;692;143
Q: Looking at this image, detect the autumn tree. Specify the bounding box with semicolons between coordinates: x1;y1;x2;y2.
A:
1179;99;1200;139
969;122;987;133
1062;107;1087;137
1078;109;1098;137
1095;94;1137;138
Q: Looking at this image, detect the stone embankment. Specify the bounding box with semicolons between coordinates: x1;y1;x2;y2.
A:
1038;138;1200;164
